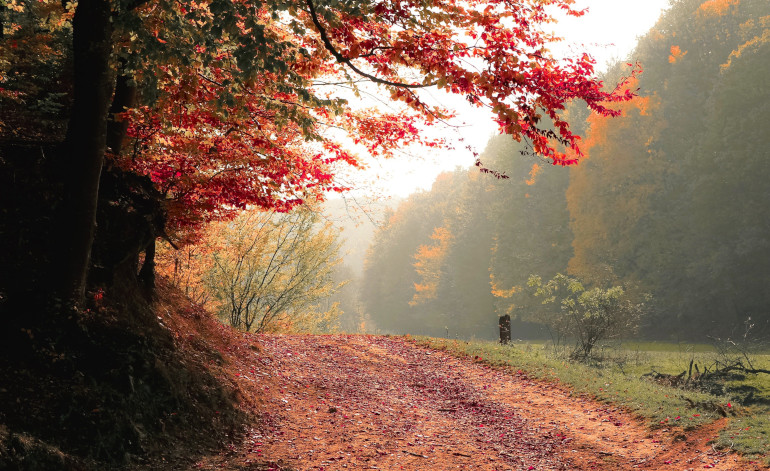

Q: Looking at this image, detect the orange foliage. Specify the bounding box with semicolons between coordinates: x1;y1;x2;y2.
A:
566;74;665;283
525;163;542;186
721;29;770;71
490;273;518;299
156;241;215;308
410;226;453;306
668;45;688;63
697;0;740;18
580;77;654;156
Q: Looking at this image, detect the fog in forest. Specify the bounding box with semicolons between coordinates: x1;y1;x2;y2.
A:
329;0;770;342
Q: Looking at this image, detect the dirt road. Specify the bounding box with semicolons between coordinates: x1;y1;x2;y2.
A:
205;335;766;470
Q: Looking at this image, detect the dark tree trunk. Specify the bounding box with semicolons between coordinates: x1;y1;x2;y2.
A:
57;0;115;305
138;239;156;293
1;4;6;40
106;60;137;157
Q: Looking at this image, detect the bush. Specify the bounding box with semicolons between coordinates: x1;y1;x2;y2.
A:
527;273;648;361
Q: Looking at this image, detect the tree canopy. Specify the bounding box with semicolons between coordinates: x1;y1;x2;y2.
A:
566;0;770;337
0;0;636;307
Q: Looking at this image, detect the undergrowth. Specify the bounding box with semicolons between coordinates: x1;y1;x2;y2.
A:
0;278;255;470
411;337;770;463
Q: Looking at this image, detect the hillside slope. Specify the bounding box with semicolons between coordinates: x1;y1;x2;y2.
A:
0;279;269;470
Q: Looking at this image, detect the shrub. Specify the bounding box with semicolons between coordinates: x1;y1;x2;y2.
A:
527;273;648;361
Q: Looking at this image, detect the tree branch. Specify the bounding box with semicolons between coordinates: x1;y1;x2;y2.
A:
305;0;433;90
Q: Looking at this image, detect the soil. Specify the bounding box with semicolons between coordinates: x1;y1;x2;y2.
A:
199;334;768;471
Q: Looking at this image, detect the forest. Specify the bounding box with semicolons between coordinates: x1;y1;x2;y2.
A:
362;0;770;342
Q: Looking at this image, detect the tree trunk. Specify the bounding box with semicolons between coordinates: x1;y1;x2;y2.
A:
138;239;156;293
106;59;137;157
1;4;6;40
57;0;114;305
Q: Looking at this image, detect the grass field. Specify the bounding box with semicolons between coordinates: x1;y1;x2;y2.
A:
411;337;770;462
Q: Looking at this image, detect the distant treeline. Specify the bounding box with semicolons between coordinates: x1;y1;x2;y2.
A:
361;0;770;341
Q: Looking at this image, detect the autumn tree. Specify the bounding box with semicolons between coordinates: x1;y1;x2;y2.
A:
566;73;668;287
565;0;770;338
204;206;344;333
1;0;638;316
362;171;468;336
410;226;454;306
156;241;215;307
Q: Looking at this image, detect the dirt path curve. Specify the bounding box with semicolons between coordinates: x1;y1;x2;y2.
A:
206;335;766;470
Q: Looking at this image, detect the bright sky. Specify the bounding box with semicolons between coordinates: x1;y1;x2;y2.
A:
337;0;671;199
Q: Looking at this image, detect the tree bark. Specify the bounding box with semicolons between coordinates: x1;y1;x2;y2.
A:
58;0;114;305
1;4;6;40
138;238;156;292
106;59;137;156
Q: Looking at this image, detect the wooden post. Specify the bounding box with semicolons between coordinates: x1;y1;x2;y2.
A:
499;315;511;345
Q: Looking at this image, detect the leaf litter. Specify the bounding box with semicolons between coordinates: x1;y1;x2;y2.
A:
199;334;767;470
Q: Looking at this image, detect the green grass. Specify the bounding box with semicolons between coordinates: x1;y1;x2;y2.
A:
409;336;770;463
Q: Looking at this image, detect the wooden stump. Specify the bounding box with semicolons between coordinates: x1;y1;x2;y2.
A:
499;315;511;345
